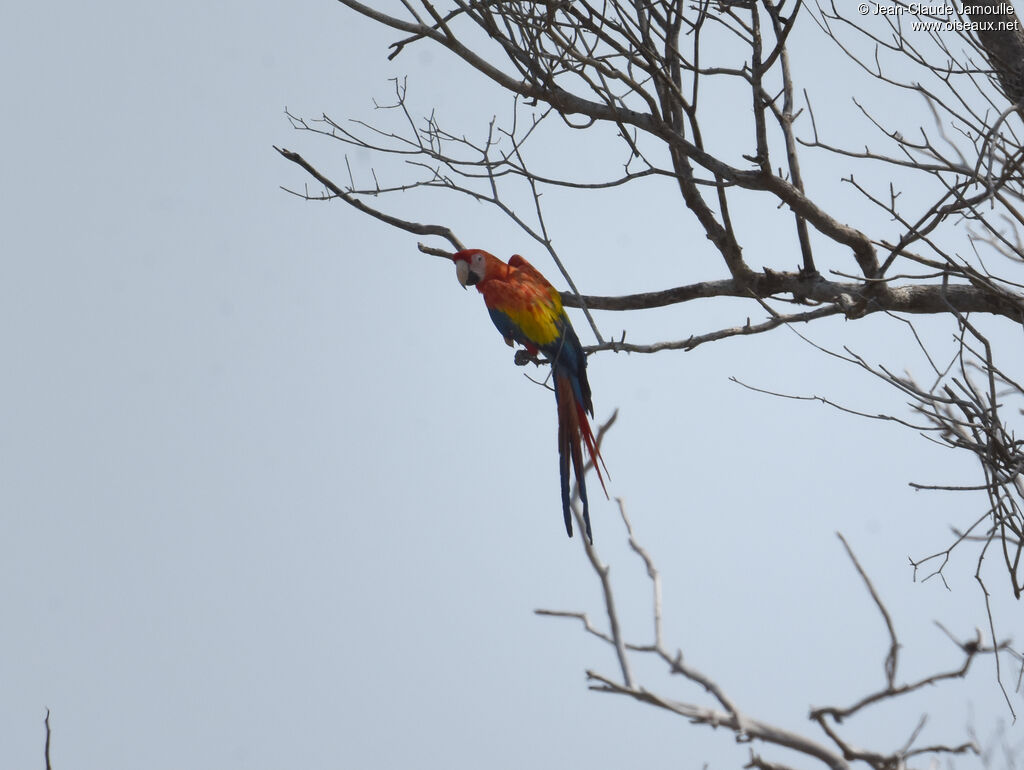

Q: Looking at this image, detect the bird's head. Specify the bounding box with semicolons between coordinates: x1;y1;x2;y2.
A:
452;249;492;290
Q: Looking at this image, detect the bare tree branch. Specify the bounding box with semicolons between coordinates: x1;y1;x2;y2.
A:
836;533;900;688
539;492;996;769
44;709;52;770
288;0;1024;606
275;145;464;252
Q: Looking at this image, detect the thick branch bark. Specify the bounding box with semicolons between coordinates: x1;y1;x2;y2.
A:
966;3;1024;106
563;272;1024;321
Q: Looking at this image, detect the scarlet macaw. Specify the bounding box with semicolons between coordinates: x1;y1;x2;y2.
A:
452;249;608;542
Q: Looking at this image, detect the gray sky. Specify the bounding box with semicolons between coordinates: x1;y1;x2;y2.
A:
2;2;1021;768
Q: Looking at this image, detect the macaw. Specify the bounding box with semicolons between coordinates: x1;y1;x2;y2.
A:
452;248;608;542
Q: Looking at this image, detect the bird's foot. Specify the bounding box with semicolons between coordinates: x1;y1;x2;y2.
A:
514;349;540;367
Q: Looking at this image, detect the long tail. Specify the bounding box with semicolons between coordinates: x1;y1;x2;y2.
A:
554;371;609;544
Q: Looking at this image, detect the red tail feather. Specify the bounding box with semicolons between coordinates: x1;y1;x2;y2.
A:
555;372;609;543
576;402;610;498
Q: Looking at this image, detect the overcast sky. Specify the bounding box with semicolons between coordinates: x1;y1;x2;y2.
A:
2;2;1022;769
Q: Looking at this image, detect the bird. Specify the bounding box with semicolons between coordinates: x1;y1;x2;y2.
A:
451;248;608;542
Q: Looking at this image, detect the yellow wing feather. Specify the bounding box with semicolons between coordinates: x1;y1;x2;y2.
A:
504;255;564;346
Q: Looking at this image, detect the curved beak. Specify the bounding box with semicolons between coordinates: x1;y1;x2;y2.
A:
455;259;470;290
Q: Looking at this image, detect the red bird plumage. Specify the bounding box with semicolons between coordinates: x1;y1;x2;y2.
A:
452;248;608;542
